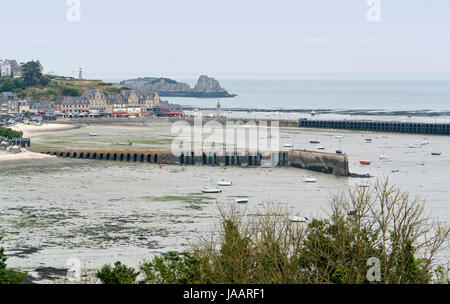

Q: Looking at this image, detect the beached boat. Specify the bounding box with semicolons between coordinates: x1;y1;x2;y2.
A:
304;178;317;183
310;140;320;144
289;214;309;223
235;198;249;204
89;133;97;137
360;161;371;165
201;189;222;194
217;180;232;186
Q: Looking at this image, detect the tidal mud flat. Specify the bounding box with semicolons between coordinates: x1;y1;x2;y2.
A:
0;122;449;283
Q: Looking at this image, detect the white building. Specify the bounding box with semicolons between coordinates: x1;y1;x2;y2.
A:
0;59;11;78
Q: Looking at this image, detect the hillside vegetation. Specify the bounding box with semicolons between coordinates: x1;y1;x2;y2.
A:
0;73;128;101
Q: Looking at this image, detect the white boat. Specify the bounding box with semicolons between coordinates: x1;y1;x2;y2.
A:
201;189;222;194
378;154;389;160
217;180;232;187
304;178;317;183
235;198;249;204
283;144;293;148
89;133;98;137
334;135;344;139
409;145;419;149
289;214;309;223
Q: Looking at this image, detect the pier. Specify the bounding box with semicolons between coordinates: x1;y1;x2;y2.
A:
30;148;350;176
299;119;450;135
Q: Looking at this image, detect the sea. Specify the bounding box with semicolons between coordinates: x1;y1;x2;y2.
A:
164;76;450;115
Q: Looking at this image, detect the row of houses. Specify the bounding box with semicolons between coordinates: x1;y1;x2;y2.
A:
0;89;185;118
0;59;44;78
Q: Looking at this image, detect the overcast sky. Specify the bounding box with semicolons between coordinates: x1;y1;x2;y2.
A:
1;0;450;80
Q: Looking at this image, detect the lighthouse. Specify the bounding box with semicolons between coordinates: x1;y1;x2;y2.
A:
216;100;221;118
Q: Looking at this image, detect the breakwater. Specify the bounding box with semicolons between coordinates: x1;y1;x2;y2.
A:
299;119;450;135
29;148;349;176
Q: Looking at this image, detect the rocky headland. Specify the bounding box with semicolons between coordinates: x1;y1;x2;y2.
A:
121;75;236;98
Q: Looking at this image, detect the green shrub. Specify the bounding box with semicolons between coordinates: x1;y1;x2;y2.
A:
0;237;27;284
0;127;23;139
96;261;140;284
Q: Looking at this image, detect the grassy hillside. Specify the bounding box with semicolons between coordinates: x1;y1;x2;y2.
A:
0;75;129;101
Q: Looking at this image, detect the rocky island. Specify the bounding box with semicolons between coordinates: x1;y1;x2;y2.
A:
121;75;237;98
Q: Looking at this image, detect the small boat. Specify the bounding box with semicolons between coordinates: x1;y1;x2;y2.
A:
283;144;293;148
289;214;309;223
160;164;167;167
431;152;442;156
360;161;371;165
336;150;343;154
409;145;419;149
201;189;222;194
310;111;316;116
378;154;389;160
304;178;317;183
365;138;372;143
317;147;326;150
421;141;430;146
235;198;249;204
310;140;320;144
358;183;370;188
347;211;357;216
217;180;232;187
334;135;344;139
89;133;97;137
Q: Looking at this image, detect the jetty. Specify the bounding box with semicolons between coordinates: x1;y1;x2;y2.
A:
30;148;350;176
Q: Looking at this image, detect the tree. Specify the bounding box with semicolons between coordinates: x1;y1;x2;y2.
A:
0;237;27;284
21;61;43;87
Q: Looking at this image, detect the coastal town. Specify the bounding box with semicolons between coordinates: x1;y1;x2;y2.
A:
0;59;185;125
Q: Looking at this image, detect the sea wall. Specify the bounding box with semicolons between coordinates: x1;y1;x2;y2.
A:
29;148;349;176
288;150;349;176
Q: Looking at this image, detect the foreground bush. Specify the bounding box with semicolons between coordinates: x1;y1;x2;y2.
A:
0;237;27;284
97;180;449;284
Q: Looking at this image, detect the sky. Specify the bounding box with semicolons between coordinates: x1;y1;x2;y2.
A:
1;0;450;80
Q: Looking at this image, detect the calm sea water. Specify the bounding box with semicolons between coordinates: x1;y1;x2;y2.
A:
168;78;450;112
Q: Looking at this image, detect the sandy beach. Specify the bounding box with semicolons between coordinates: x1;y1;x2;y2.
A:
11;123;76;138
0;123;77;163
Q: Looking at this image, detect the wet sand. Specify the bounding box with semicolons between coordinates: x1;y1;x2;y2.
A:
0;121;449;283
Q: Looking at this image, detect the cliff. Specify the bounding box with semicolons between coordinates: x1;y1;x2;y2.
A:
121;75;236;98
